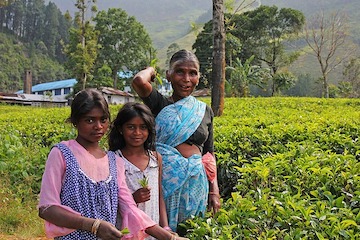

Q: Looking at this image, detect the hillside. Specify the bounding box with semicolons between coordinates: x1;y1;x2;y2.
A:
47;0;360;48
45;0;212;50
44;0;360;81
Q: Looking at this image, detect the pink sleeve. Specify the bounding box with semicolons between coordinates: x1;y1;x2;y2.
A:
116;156;157;239
202;152;217;183
38;146;81;238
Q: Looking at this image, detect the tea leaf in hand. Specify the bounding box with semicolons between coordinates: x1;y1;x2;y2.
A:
139;176;149;187
150;59;163;85
120;227;130;234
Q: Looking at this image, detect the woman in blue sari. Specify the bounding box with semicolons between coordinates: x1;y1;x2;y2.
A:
132;49;221;233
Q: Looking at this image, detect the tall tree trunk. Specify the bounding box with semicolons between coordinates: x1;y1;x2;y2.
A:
323;76;329;98
113;69;118;89
81;2;86;90
211;0;225;116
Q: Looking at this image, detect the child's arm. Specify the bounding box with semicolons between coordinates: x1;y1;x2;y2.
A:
156;152;170;229
39;206;123;239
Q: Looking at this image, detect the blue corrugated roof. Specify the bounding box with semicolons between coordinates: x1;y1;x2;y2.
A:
17;79;77;93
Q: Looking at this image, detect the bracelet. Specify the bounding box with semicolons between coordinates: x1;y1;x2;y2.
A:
91;219;102;236
170;234;177;240
209;191;220;197
164;226;172;231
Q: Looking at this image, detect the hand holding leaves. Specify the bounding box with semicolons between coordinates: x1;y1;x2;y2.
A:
139;176;149;187
150;59;163;85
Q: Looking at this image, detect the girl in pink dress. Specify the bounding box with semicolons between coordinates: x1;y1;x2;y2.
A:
38;89;186;240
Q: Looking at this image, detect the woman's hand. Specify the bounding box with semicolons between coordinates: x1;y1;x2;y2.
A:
96;220;124;240
132;67;156;98
208;192;221;214
133;187;151;203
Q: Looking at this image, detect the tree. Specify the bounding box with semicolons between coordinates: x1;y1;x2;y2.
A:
226;55;270;97
285;73;317;97
272;71;297;95
212;0;226;116
166;43;180;67
64;0;98;90
56;11;72;63
194;5;305;96
304;11;353;98
0;0;13;8
93;8;154;89
193;19;213;89
341;57;360;98
25;0;45;42
230;6;304;95
43;2;60;58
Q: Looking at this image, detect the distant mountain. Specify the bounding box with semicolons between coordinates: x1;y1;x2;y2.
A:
47;0;360;49
45;0;212;49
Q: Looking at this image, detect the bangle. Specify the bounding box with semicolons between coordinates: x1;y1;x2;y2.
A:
164;226;172;231
91;219;102;236
209;191;220;197
170;234;177;240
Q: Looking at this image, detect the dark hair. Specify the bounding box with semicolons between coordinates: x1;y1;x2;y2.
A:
108;102;155;151
169;49;200;73
68;88;110;125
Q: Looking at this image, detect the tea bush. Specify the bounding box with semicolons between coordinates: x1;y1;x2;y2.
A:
1;98;359;239
183;98;360;239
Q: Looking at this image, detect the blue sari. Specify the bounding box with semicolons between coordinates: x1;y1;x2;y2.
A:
155;96;209;231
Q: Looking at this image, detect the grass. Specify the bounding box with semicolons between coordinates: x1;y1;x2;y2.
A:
0;178;45;239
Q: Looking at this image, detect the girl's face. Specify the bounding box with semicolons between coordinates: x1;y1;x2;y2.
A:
76;107;109;144
167;61;200;100
121;116;149;148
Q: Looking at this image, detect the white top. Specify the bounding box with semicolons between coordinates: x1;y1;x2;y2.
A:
115;150;160;240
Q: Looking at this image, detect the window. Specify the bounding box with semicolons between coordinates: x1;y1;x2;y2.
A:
64;87;71;94
54;89;61;95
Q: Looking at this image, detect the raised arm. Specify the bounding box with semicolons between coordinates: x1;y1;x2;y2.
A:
132;67;156;98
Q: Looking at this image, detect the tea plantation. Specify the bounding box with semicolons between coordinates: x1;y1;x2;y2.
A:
1;97;359;239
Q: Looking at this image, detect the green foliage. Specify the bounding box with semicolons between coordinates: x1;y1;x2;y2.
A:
341;57;360;98
226;56;271;97
0;0;72;92
149;59;163;85
93;8;154;89
272;71;297;95
1;98;360;238
192;19;214;88
193;5;305;94
139;176;149;188
0;0;70;60
0;33;69;92
182;97;360;239
166;43;181;66
64;0;99;90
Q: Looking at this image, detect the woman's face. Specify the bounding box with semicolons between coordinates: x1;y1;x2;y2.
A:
167;61;200;100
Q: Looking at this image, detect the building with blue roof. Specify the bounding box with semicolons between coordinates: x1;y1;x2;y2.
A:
17;79;77;99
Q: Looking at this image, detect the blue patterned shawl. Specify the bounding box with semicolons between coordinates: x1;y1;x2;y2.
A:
155;96;209;230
